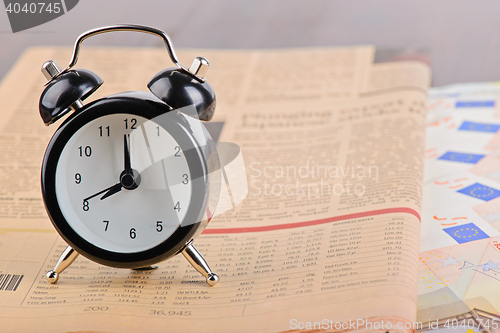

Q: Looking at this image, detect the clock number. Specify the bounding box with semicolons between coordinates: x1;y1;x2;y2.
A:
124;118;137;130
130;228;136;239
156;221;163;232
78;146;92;157
83;200;89;211
174;201;181;212
182;174;189;184
174;146;181;157
99;126;110;137
156;126;160;136
103;220;109;231
75;173;81;184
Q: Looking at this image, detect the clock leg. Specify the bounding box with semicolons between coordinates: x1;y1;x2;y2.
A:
46;246;79;284
182;242;219;286
132;265;158;270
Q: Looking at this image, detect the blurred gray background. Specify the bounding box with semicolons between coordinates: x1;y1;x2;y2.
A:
0;0;499;86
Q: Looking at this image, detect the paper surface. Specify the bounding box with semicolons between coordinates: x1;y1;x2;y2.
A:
0;46;430;332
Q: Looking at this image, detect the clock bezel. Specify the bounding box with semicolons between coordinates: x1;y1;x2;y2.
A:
41;92;211;268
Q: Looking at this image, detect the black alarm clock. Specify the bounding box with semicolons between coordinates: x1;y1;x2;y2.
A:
39;25;221;286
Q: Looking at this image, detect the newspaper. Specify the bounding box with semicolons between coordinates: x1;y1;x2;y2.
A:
0;45;430;332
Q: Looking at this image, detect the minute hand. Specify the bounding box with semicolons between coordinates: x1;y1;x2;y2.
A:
124;134;132;172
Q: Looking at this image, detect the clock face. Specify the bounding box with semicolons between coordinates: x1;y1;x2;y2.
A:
55;113;192;253
42;95;212;267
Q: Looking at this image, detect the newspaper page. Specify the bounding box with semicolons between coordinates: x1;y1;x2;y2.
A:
0;46;429;333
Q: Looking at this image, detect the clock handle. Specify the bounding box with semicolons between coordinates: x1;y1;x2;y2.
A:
59;24;190;80
46;246;79;284
182;242;219;287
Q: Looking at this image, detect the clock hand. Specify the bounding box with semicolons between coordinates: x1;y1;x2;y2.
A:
120;133;140;190
83;183;122;202
100;183;123;200
84;135;137;203
124;134;132;172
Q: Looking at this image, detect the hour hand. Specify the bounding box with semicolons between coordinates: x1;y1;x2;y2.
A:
83;183;122;202
100;183;123;200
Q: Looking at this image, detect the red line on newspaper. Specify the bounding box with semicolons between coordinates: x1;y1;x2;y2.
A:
203;207;420;234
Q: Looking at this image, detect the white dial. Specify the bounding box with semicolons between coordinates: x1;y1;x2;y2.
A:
55;113;192;253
